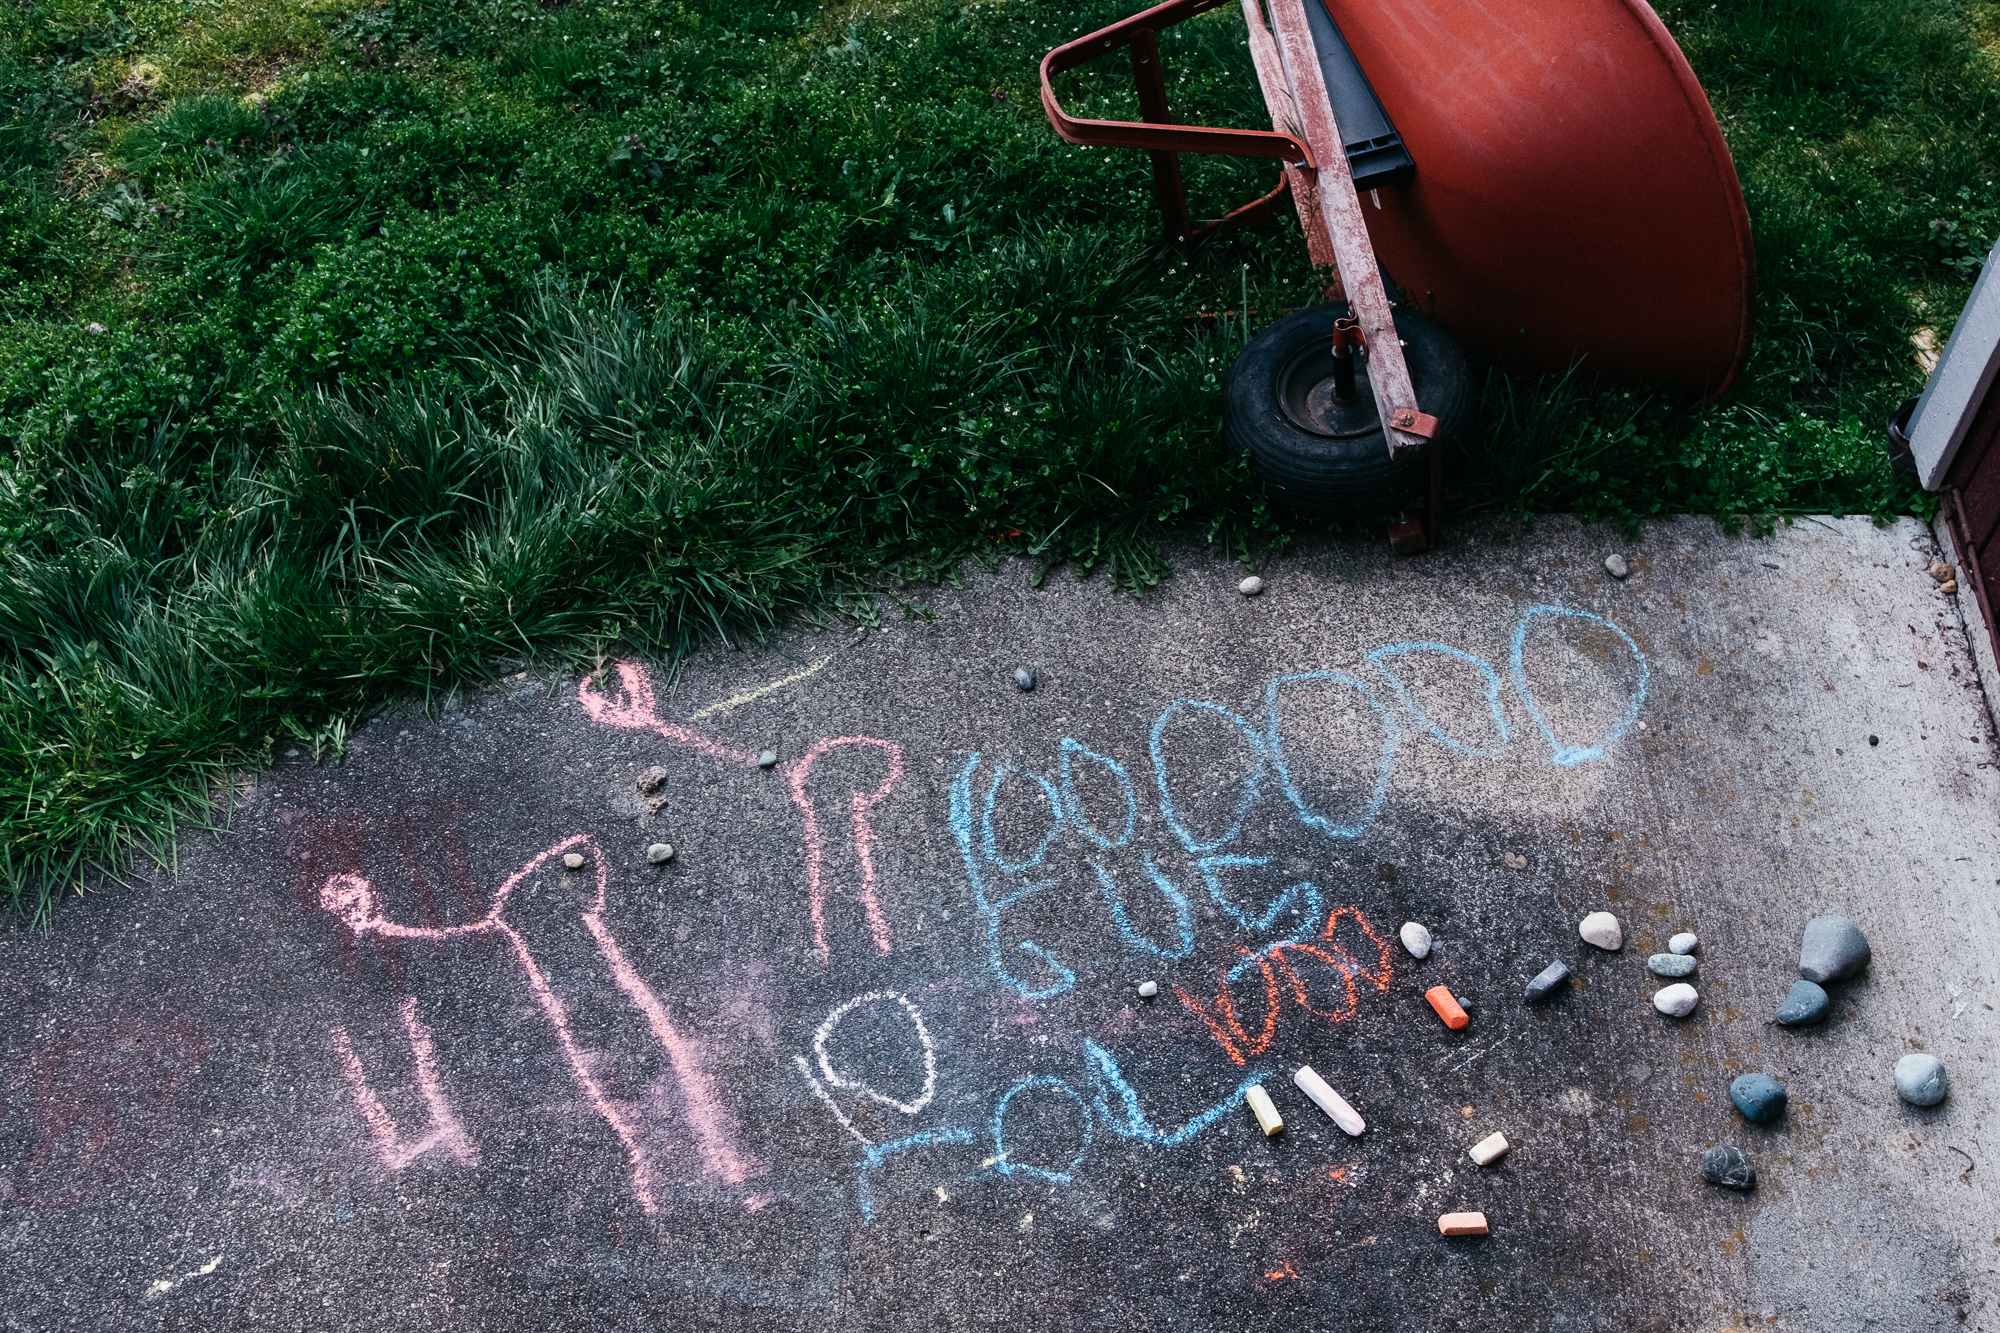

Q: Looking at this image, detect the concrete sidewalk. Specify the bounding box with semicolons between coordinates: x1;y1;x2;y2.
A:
2;515;1995;1333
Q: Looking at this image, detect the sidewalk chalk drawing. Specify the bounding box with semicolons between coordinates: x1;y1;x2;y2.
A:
317;604;1645;1226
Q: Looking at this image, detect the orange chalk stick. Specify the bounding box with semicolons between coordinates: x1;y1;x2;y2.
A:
1438;1211;1489;1237
1425;985;1470;1030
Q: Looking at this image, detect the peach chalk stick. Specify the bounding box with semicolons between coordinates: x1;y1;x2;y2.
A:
1292;1064;1366;1136
1425;985;1470;1030
1245;1084;1284;1136
1438;1211;1489;1237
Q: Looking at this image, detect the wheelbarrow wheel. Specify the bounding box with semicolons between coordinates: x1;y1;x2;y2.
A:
1223;301;1474;518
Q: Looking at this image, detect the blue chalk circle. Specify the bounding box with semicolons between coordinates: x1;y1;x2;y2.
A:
1150;699;1269;854
1090;856;1196;960
1264;671;1399;840
1197;855;1324;937
1058;737;1136;849
986;1076;1094;1184
980;763;1064;873
1508;605;1650;767
1367;642;1512;757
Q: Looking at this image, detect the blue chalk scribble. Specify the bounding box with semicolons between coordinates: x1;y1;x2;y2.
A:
1083;1040;1266;1147
1367;642;1512;757
1058;737;1136;849
1149;700;1268;854
1508;606;1650;767
952;753;1076;1000
980;762;1064;873
856;1128;977;1224
984;1076;1094;1184
1264;671;1399;840
1089;855;1195;960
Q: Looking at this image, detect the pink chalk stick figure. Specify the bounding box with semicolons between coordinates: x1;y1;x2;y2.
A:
330;998;478;1172
578;661;904;962
321;835;756;1213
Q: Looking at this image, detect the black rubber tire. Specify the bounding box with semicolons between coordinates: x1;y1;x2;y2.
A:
1222;301;1474;518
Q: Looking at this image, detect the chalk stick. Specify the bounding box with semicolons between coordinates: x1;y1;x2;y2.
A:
1425;985;1470;1030
1468;1131;1510;1166
1244;1084;1283;1136
1291;1065;1366;1136
1438;1211;1489;1237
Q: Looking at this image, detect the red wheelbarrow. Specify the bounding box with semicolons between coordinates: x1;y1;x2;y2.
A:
1040;0;1753;550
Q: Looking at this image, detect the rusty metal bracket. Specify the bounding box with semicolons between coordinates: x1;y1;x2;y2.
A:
1389;407;1437;438
1040;0;1313;245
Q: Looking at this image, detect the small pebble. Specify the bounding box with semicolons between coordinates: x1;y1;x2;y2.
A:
1648;952;1697;978
1868;735;1879;746
646;843;674;865
1700;1145;1756;1190
1437;1212;1489;1237
1604;553;1630;579
1426;985;1470;1030
1468;1131;1510;1166
1244;1084;1283;1136
1668;932;1698;955
1579;911;1623;951
1729;1073;1787;1123
1503;852;1527;870
635;765;668;795
1137;980;1158;999
1458;1105;1474;1119
1013;667;1036;692
1894;1053;1949;1107
1399;921;1432;959
1523;960;1570;1003
1929;561;1954;584
1652;983;1699;1017
1774;979;1830;1026
1798;914;1870;984
562;852;585;870
1238;575;1265;596
757;749;779;769
1941;580;1958;594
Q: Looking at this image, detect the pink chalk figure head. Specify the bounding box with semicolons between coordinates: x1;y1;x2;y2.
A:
321;834;758;1213
577;659;908;964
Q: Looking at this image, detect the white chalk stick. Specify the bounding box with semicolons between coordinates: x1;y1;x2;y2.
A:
1292;1065;1366;1136
1244;1084;1283;1136
1468;1131;1510;1166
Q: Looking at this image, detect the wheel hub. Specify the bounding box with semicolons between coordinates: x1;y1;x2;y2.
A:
1276;344;1383;439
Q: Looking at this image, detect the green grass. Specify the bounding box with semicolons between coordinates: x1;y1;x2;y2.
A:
0;0;1996;914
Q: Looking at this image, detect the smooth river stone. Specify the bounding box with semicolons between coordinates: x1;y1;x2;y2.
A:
1799;914;1871;984
1729;1073;1788;1123
1774;979;1830;1026
1701;1145;1756;1190
1648;953;1698;978
1524;961;1571;1003
1653;983;1699;1017
1400;921;1433;959
1579;912;1623;951
1894;1053;1949;1107
1668;932;1699;955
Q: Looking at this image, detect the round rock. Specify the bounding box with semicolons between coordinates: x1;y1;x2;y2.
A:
1604;553;1630;579
1013;666;1036;692
1578;911;1623;951
1700;1145;1756;1190
1652;983;1700;1017
1894;1053;1949;1107
1399;921;1433;959
1774;979;1830;1026
1729;1073;1788;1123
646;843;674;865
562;852;585;870
757;749;779;769
1668;932;1699;955
1238;575;1265;596
1798;914;1870;984
1648;952;1697;978
1137;980;1158;999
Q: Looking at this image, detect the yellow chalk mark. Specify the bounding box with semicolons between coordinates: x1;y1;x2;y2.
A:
692;658;831;720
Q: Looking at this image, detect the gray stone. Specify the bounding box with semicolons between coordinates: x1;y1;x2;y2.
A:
646;843;674;865
1894;1053;1948;1107
562;852;585;870
1523;961;1570;1003
1399;921;1432;959
1648;952;1697;978
1652;983;1699;1017
1605;553;1630;579
635;765;668;795
1238;576;1265;596
1578;911;1622;950
1668;932;1698;955
1798;914;1871;983
1774;979;1830;1026
1701;1145;1756;1190
1013;667;1036;692
757;749;779;769
1729;1073;1787;1123
1137;981;1158;999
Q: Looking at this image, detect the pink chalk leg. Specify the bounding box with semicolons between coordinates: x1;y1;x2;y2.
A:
330;997;478;1172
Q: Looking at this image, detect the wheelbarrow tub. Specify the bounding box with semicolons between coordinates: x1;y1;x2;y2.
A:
1327;0;1753;399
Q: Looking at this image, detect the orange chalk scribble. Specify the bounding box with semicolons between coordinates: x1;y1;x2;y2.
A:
1174;905;1396;1065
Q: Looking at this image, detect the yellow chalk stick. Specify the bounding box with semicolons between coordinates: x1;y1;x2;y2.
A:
1244;1084;1283;1136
